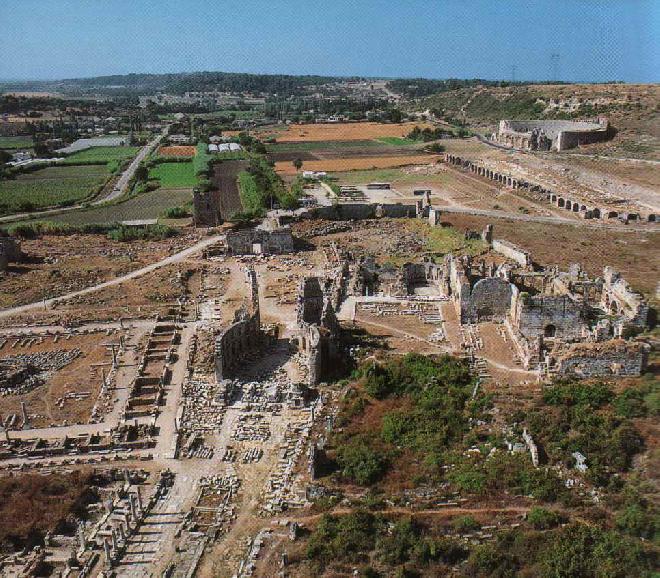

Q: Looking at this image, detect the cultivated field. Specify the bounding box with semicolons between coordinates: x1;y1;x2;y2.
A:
60;146;140;163
47;187;193;225
275;154;441;175
149;161;197;187
0;164;109;213
211;160;248;217
0;136;33;150
158;145;197;157
274;121;434;142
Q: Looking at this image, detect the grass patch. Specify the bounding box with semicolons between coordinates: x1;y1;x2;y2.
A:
266;140;381;152
148;161;196;188
0;165;109;214
41;188;193;226
375;136;420;146
0;471;97;551
0;136;33;150
60;146;140;164
408;220;487;257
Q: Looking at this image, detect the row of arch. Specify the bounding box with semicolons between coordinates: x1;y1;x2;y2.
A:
444;154;657;223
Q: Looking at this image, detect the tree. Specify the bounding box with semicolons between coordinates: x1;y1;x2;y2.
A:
293;158;303;172
0;150;12;165
134;165;149;182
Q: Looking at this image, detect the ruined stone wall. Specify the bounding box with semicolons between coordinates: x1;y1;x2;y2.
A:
512;293;584;341
297;277;325;325
0;237;22;272
380;203;418;218
491;239;532;268
215;269;262;381
555;341;648;377
448;257;471;322
465;277;515;322
601;267;649;331
297;276;340;385
226;227;293;255
310;203;417;221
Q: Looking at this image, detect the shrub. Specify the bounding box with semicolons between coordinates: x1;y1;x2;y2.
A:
335;435;388;485
527;507;562;530
162;206;191;219
306;511;380;567
453;515;481;533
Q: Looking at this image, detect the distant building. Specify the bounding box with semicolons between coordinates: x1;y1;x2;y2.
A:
169;134;191;145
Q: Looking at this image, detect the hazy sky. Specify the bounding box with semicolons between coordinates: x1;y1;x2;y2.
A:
1;0;658;82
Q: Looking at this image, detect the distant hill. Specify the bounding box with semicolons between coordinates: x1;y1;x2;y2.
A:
0;71;362;97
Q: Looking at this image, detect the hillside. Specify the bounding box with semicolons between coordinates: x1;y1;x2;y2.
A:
0;71;359;97
413;83;660;159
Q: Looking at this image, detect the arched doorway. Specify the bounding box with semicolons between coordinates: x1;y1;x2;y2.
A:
544;324;557;338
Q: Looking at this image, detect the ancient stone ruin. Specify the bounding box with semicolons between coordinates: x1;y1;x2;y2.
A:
226;226;294;255
215;268;264;381
296;277;341;385
493;118;611;151
0;236;23;272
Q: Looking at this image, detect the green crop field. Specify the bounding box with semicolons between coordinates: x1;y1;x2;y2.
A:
45;188;193;225
149;162;197;188
60;146;140;164
0;136;33;150
266;140;381;152
331;167;452;186
375;137;420;146
0;165;110;214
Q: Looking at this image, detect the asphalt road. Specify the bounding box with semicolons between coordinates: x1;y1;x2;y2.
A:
0;128;167;224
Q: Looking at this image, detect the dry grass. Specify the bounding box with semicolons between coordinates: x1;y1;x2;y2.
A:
0;471;95;550
0;331;117;428
440;213;660;296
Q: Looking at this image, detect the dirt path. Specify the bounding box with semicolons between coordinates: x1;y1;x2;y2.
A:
290;504;531;523
0;235;224;321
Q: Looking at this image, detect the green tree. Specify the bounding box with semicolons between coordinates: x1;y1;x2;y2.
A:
293;157;303;171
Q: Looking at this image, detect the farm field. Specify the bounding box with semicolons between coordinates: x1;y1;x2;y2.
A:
149;161;197;187
44;187;193;225
60;146;140;164
0;164;109;213
375;136;421;145
211;160;248;218
274;121;434;142
0;136;33;149
158;145;197;157
266;140;382;152
274;154;440;175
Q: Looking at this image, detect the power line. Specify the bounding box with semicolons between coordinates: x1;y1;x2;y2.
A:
551;53;560;82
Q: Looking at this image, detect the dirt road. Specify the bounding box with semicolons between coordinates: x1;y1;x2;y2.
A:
0;234;224;320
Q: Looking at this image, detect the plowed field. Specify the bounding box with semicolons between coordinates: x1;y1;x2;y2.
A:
275;122;434;142
158;146;197;157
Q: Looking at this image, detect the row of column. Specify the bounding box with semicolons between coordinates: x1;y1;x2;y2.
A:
444;154;657;223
